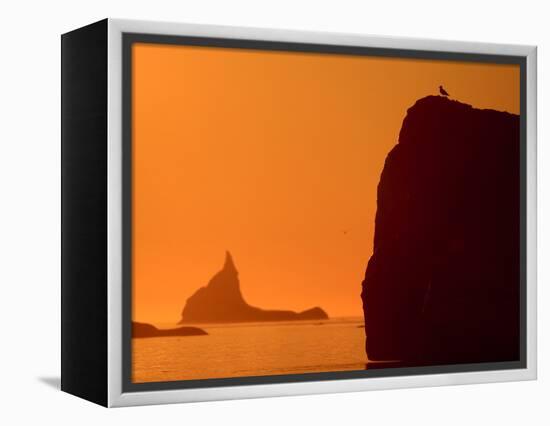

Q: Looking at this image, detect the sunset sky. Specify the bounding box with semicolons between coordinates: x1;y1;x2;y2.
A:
131;42;519;323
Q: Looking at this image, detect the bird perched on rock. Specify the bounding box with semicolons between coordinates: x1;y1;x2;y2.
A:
439;85;450;97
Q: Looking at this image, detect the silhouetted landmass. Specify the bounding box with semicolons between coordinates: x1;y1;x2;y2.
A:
180;252;329;324
362;96;520;366
132;321;207;338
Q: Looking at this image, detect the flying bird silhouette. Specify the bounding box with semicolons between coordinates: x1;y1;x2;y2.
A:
439;85;450;97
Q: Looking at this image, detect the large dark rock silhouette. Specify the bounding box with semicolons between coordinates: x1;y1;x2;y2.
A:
362;96;520;366
132;322;207;338
180;252;329;323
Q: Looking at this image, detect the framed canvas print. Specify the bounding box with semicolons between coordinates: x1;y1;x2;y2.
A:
61;18;537;407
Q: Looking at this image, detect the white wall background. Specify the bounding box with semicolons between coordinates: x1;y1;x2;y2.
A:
0;0;546;424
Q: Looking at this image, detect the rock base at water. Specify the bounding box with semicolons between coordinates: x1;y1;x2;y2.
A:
132;321;207;338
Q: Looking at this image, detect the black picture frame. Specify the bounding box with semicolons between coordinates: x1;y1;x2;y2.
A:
61;18;537;407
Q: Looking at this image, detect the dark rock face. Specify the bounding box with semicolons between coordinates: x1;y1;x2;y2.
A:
180;252;329;323
362;96;520;365
132;322;207;338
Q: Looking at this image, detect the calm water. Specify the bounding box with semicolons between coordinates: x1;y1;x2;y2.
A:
132;317;367;383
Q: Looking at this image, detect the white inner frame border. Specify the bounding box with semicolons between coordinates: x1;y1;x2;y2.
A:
107;18;537;407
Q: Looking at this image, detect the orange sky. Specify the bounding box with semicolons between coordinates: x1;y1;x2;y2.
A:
131;42;519;323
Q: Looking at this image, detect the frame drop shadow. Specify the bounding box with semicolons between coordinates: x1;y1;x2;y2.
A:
38;376;61;390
